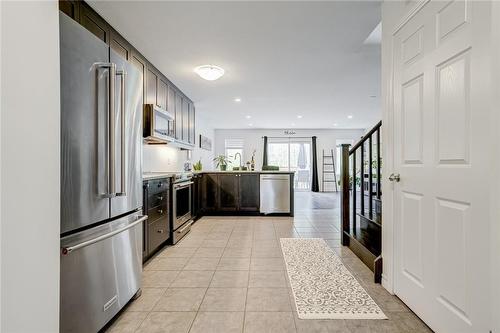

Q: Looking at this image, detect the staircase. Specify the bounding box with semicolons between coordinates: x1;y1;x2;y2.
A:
339;120;382;283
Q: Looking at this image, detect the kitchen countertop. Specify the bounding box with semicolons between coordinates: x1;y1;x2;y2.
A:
143;170;294;180
142;172;176;180
194;170;294;174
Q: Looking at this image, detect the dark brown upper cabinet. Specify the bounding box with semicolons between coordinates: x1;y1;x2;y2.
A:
182;98;189;142
59;0;196;146
167;85;176;115
59;0;80;21
188;103;195;145
110;31;131;61
157;79;168;110
79;3;110;43
145;68;158;106
175;94;183;141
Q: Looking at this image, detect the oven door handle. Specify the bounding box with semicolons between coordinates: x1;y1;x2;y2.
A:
174;181;193;189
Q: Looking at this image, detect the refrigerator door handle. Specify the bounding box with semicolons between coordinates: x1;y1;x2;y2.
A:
95;62;117;197
61;215;147;255
116;70;126;196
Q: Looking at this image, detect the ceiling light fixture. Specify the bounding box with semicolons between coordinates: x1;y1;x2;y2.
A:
234;98;242;102
291;123;296;126
245;115;251;119
333;123;338;127
297;115;303;119
347;115;353;119
194;65;225;81
248;123;253;127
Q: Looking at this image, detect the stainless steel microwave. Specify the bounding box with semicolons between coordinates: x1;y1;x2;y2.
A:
143;104;175;144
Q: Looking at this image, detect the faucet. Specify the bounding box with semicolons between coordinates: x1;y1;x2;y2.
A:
234;152;242;170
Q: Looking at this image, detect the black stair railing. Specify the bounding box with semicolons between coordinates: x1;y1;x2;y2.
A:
340;120;382;283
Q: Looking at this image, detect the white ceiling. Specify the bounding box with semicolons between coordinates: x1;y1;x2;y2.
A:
89;1;381;129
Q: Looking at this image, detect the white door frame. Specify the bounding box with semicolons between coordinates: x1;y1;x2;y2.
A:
382;1;500;332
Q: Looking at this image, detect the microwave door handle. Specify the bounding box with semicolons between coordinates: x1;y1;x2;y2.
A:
116;70;126;196
95;62;116;197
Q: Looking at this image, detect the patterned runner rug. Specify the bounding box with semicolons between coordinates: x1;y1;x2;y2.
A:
280;238;387;319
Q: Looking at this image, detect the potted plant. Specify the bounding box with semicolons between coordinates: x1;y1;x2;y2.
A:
193;160;202;171
213;155;229;171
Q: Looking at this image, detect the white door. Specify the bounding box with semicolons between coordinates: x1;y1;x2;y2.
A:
392;1;491;332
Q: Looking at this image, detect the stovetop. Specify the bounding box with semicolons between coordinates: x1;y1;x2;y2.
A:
142;171;192;182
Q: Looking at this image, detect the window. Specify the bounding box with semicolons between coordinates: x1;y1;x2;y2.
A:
225;138;244;168
268;138;311;190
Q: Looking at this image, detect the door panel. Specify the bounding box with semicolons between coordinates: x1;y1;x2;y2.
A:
182;98;189;142
60;13;110;234
110;31;130;61
145;68;157;105
218;174;238;211
157;79;167;110
110;50;143;218
239;174;259;211
79;3;110;43
167;85;176;114
189;103;195;144
201;174;218;212
175;93;183;140
392;2;490;332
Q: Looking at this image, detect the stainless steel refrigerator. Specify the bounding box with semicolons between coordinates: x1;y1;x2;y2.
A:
59;13;145;333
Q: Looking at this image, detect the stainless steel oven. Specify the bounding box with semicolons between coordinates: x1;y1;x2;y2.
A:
171;173;193;243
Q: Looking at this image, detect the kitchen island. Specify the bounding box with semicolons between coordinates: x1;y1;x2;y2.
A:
192;171;294;217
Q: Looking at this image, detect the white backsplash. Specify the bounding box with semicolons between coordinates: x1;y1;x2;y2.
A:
142;144;187;172
142;114;216;173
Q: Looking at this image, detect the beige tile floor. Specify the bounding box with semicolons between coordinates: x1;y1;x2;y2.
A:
105;192;433;333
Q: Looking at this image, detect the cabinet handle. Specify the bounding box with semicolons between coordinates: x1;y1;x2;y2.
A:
158;209;163;214
158;182;163;187
157;229;164;234
157;195;163;201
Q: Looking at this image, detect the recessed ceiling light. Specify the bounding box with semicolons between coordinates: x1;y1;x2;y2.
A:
194;65;225;81
245;115;251;119
297;115;303;119
291;123;296;126
347;115;353;119
333;123;338;127
234;98;242;102
248;123;253;127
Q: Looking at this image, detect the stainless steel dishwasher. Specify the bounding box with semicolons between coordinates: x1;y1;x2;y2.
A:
260;174;291;214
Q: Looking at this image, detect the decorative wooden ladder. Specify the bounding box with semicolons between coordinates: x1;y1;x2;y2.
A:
322;149;338;192
340;120;382;283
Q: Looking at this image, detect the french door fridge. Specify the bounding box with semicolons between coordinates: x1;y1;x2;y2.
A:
59;13;144;333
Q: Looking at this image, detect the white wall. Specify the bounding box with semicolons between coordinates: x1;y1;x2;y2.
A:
214;128;365;190
143;113;215;172
1;1;60;332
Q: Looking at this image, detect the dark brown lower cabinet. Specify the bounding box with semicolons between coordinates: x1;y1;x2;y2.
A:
201;173;218;213
143;178;170;261
192;174;202;219
238;174;260;212
218;174;239;211
199;173;260;214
